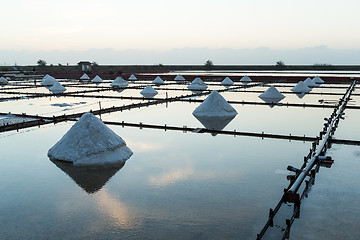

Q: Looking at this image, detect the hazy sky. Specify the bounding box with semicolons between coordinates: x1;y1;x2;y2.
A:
1;0;360;64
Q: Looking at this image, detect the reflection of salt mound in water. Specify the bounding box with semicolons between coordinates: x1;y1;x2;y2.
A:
80;73;90;81
41;74;57;86
110;76;128;88
291;81;311;93
193;90;237;135
313;75;324;84
304;77;318;87
92;75;103;83
296;92;306;99
153;76;164;85
258;86;285;105
240;75;252;84
48;113;133;165
50;81;67;94
0;77;8;85
140;84;158;98
50;159;124;194
188;77;208;91
221;77;234;86
174;74;185;82
128;74;137;81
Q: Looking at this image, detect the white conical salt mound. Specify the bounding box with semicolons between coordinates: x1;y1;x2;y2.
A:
41;74;57;86
258;86;285;103
128;74;137;80
48;113;133;165
291;81;311;93
80;73;90;81
140;84;158;97
110;76;128;88
5;77;11;81
313;76;324;84
153;76;164;84
304;77;318;87
174;74;185;81
187;77;208;91
50;81;67;94
0;77;8;84
193;90;237;117
221;77;234;86
240;75;252;83
92;75;103;83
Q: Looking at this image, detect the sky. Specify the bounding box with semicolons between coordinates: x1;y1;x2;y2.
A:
1;0;360;65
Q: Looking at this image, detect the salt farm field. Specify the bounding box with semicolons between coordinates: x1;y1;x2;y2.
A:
0;72;360;240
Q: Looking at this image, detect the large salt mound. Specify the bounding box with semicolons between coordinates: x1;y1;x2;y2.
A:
92;75;103;83
140;84;158;97
258;86;285;103
41;74;57;86
0;77;8;84
193;90;237;117
313;76;324;84
80;73;90;81
291;81;311;93
128;74;137;80
48;113;133;165
221;77;234;86
153;76;164;84
110;76;128;88
304;77;318;87
174;74;185;81
187;77;208;91
50;81;67;94
240;75;252;84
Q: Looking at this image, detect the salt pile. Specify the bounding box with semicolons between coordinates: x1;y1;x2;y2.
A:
304;77;318;87
48;113;133;165
221;77;234;86
313;76;324;84
174;74;185;81
6;77;11;81
258;86;285;104
41;74;57;86
187;77;208;91
240;75;252;84
80;73;90;81
0;77;8;85
50;81;67;94
291;81;311;93
128;74;137;81
92;75;103;83
140;84;158;98
153;76;164;85
193;90;237;134
110;76;128;88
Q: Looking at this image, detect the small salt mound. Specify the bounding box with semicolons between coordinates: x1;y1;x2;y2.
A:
291;81;311;93
41;74;57;86
0;77;8;84
92;75;103;83
174;74;185;81
128;74;137;80
110;76;128;88
153;76;164;84
80;73;90;81
221;77;234;86
313;76;324;84
6;77;11;81
187;77;208;91
258;86;285;103
240;75;252;84
193;90;237;117
50;81;67;94
304;77;318;87
140;84;158;98
48;113;133;165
